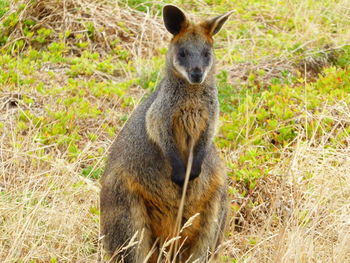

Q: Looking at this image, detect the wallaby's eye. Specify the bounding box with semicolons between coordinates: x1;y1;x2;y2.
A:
203;50;210;58
179;48;186;58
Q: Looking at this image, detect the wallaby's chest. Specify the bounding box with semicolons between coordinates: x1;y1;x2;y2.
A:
171;99;209;161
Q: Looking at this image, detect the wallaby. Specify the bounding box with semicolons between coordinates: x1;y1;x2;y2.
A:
100;5;232;263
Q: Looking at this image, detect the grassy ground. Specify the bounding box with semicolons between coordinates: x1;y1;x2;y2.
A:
1;0;349;262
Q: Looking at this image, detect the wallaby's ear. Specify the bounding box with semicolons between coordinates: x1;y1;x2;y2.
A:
202;11;233;36
163;5;189;35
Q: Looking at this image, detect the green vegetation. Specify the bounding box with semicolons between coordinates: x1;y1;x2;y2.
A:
0;0;9;18
1;0;349;261
217;66;350;188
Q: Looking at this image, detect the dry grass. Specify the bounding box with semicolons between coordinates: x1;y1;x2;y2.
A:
2;0;167;57
226;144;350;262
0;106;101;262
225;105;350;262
217;0;350;84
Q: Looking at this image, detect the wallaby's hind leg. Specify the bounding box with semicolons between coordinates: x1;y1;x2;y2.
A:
185;202;223;262
186;177;228;262
100;178;154;263
215;189;228;250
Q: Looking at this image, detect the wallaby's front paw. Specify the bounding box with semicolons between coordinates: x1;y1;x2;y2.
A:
171;162;186;186
190;161;202;180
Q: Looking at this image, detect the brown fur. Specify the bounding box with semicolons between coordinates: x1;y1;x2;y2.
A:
172;98;209;162
172;24;214;46
123;167;225;260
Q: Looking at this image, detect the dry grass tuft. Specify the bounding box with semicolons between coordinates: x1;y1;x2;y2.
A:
0;125;100;262
2;0;167;57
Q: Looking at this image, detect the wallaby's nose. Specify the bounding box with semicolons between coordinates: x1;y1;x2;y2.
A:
189;68;203;84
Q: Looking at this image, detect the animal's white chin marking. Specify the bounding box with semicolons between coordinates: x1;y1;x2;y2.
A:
173;60;191;83
188;78;204;85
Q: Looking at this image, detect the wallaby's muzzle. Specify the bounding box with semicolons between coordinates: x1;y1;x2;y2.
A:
189;67;203;84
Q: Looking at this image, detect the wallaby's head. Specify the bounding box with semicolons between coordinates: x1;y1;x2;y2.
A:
163;5;232;85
